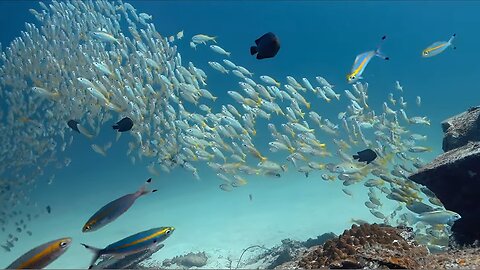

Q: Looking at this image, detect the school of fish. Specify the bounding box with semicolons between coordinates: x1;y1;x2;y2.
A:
0;0;461;266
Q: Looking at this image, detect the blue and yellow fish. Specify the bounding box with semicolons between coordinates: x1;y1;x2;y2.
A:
82;227;174;269
82;178;157;232
347;36;389;84
422;34;456;57
6;237;72;269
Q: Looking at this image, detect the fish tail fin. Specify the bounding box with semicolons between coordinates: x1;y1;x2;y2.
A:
250;46;258;55
375;35;389;60
136;178;158;197
81;243;102;269
375;49;389;60
448;33;456;44
227;52;231;57
449;34;457;50
212;36;218;43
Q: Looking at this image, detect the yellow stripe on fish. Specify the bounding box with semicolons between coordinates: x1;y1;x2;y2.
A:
116;227;171;249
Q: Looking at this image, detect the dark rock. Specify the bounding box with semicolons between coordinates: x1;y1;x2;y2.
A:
409;141;480;245
442;106;480;152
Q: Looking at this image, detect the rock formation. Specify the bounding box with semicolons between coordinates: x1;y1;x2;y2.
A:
409;106;480;245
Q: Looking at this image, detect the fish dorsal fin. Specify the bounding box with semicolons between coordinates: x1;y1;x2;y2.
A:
255;32;273;45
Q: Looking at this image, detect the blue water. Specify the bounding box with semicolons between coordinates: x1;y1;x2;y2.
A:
1;1;478;268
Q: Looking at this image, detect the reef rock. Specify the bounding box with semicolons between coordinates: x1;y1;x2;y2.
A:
285;224;428;269
441;106;480;152
162;251;208;268
409;141;480;244
230;233;336;269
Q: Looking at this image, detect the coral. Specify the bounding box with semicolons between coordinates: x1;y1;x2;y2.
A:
297;224;428;269
233;233;337;269
162;251;208;268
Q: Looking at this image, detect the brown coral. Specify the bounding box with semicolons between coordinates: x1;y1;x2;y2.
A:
298;223;428;269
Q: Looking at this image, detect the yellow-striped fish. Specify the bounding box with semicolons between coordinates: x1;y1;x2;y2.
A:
422;34;456;57
82;178;157;232
82;227;174;269
347;36;389;83
6;237;72;269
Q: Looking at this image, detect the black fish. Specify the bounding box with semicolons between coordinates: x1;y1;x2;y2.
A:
112;117;134;132
46;205;51;214
353;149;377;164
250;32;280;60
67;120;80;133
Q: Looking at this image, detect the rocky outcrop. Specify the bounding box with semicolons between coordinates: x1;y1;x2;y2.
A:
441;106;480;152
410;124;480;244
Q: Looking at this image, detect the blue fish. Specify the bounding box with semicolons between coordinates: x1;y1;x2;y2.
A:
82;178;157;232
347;36;389;83
422;34;456;57
82;227;174;269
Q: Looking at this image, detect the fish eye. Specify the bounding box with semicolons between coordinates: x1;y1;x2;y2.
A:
84;225;91;231
423;51;428;55
165;229;171;234
59;241;68;248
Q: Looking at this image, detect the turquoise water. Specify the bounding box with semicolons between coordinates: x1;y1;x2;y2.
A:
0;1;478;268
